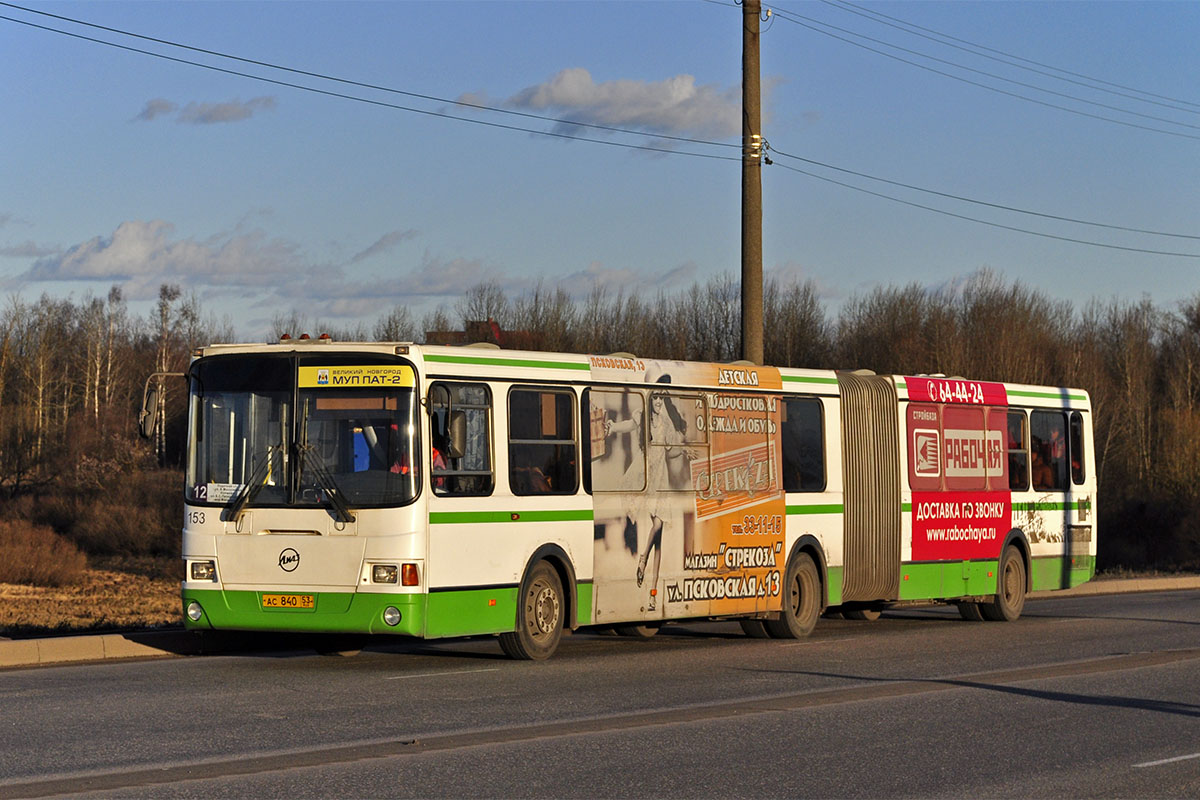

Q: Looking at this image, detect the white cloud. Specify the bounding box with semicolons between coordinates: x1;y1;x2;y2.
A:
134;97;277;125
556;260;698;295
350;229;418;264
134;98;178;122
24;220;301;299
501;68;741;139
178;96;276;124
0;241;59;259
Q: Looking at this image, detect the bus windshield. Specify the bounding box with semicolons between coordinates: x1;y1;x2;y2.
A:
187;354;419;510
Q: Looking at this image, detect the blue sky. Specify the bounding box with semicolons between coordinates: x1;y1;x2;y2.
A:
2;0;1198;340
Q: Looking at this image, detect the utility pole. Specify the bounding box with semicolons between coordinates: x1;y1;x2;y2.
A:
741;0;764;364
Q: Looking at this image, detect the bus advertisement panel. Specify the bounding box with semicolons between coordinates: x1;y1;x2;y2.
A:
588;358;784;620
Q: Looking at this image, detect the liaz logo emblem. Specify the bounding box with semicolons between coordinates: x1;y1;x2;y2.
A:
278;548;300;572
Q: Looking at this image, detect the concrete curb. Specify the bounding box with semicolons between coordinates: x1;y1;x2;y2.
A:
3;577;1199;670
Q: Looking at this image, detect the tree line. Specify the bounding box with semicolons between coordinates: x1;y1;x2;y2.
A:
0;271;1195;571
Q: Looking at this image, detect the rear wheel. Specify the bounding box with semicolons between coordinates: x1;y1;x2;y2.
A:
614;623;660;638
739;619;771;638
981;547;1027;622
843;607;882;621
498;561;565;660
957;601;985;621
763;552;820;639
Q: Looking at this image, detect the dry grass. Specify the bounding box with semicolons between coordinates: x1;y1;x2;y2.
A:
0;520;87;587
0;566;181;637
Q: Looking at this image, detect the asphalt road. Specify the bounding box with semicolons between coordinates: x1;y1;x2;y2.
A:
1;590;1198;799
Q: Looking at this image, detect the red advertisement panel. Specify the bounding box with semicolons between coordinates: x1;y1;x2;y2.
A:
906;377;1007;406
911;491;1012;561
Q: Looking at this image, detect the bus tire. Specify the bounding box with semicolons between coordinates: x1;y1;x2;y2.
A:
763;552;820;639
739;619;771;638
843;608;882;621
958;601;985;621
498;561;565;660
615;623;660;638
981;547;1026;622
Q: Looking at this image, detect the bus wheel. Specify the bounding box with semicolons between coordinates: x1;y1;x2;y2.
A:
739;619;771;638
499;561;565;660
957;601;985;621
981;547;1026;622
843;608;882;621
764;552;820;639
615;623;660;638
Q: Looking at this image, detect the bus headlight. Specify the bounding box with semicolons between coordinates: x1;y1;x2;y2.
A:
383;606;402;626
372;564;398;584
186;601;204;622
190;561;216;581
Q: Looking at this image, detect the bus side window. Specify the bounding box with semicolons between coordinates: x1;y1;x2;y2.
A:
509;388;578;495
1007;410;1029;491
781;397;825;492
588;389;646;493
1069;411;1086;485
430;382;494;496
1030;410;1068;491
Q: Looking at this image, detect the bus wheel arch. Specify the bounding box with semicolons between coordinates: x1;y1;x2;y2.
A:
519;544;579;631
763;537;826;639
982;534;1029;622
1000;529;1032;595
499;557;569;660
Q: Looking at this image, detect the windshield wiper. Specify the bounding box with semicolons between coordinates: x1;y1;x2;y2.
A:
296;444;356;524
227;445;279;523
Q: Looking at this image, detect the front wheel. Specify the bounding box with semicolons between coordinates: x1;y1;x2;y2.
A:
981;547;1026;622
763;552;821;639
499;561;565;660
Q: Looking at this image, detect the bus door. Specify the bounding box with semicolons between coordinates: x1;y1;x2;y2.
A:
426;381;497;598
837;372;901;603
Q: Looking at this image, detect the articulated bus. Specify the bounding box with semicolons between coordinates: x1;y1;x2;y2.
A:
170;340;1096;659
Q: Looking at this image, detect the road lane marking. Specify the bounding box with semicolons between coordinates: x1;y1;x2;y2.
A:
1134;752;1200;768
384;668;500;680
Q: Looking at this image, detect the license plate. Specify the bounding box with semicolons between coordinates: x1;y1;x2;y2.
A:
262;593;315;609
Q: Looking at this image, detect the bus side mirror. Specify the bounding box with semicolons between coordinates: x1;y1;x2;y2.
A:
139;386;159;439
446;410;467;459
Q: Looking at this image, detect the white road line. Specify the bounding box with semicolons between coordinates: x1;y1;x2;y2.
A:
385;667;501;681
1133;752;1200;769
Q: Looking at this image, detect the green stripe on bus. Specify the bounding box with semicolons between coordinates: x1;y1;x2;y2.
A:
424;354;589;371
781;374;840;385
1006;389;1088;402
430;509;594;525
1012;501;1079;512
786;503;843;515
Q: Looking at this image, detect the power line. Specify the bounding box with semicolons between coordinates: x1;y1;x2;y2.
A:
5;1;1194;259
769;4;1200;142
825;0;1200;113
770;159;1200;258
0;12;740;163
768;147;1200;240
0;1;740;153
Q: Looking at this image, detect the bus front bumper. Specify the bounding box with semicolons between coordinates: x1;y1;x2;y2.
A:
182;588;426;636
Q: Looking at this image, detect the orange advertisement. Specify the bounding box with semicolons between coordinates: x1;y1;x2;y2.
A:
588;358;785;621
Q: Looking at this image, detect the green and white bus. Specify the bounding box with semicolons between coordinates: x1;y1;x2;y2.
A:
169;339;1096;659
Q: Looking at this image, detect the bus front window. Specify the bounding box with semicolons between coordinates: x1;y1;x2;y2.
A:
295;389;418;507
188;357;291;506
186;355;419;510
